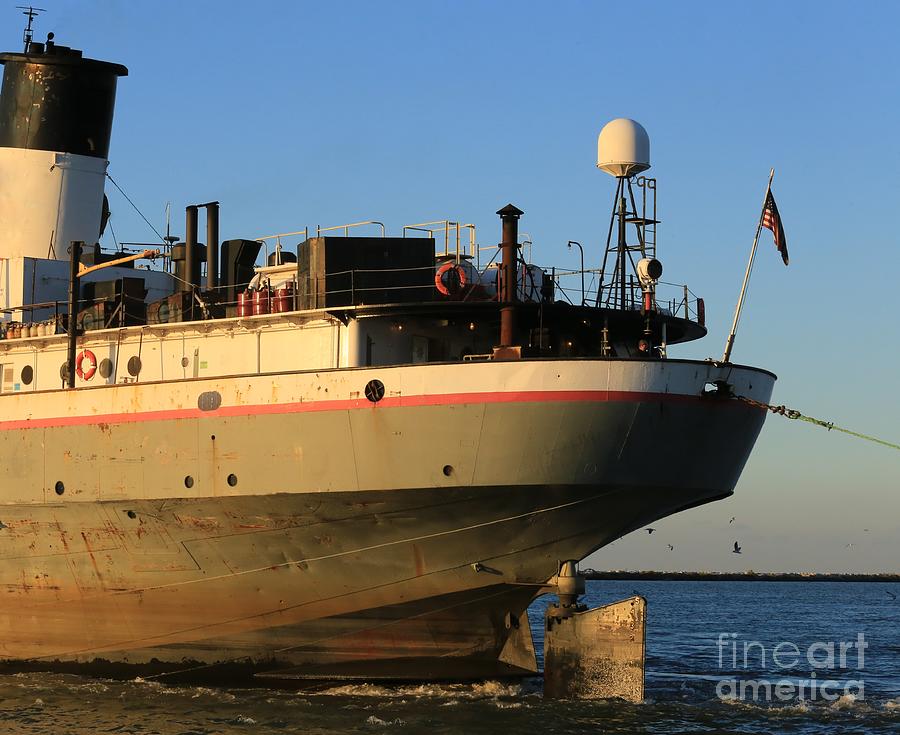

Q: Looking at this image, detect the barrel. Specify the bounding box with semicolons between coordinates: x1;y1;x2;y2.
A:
273;284;294;313
237;290;253;317
252;288;270;316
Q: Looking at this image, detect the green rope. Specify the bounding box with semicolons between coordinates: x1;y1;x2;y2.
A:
737;396;900;452
794;414;900;452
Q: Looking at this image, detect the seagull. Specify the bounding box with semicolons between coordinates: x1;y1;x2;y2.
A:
886;590;897;600
845;543;853;549
645;528;655;534
729;517;736;524
732;542;742;554
667;544;674;551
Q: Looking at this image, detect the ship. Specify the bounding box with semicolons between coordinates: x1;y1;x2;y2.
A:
0;26;775;684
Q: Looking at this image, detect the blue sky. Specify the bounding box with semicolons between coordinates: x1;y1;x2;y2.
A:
8;1;899;572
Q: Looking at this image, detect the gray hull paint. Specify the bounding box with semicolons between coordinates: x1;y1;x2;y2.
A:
0;361;774;681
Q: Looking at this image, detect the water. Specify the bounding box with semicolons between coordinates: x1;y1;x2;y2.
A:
1;581;897;734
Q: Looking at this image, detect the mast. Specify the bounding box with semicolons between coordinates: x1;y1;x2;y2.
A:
596;119;652;311
722;168;775;364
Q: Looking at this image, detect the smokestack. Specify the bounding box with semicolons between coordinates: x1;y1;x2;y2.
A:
185;205;198;292
206;201;219;292
496;204;523;347
0;41;127;261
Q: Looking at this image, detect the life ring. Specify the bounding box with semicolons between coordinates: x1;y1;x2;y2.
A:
76;349;97;381
435;262;467;296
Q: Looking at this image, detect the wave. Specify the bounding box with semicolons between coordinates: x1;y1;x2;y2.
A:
314;679;540;700
366;715;406;727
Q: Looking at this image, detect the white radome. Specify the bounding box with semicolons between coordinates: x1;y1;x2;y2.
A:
596;118;650;177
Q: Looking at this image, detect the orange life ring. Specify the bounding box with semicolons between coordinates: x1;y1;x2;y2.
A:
76;349;97;381
435;262;467;296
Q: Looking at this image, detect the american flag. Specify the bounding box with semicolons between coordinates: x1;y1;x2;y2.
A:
762;190;788;265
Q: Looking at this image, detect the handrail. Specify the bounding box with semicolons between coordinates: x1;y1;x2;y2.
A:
460;224;477;264
316;221;385;238
254;228;309;267
403;219;454;260
255;228;309;242
403;220;480;264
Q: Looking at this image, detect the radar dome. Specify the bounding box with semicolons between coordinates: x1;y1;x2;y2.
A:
596;118;650;177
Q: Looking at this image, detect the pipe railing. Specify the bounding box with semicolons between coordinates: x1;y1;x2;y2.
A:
315;220;385;238
402;220;477;263
255;228;309;266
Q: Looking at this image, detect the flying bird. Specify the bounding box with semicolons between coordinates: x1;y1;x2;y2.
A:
729;517;736;524
645;528;655;534
667;544;674;551
845;543;853;549
732;542;742;554
886;590;897;600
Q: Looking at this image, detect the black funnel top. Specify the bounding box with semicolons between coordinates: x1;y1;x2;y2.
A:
0;39;128;158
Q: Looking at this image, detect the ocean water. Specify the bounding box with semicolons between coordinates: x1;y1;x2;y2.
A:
1;581;897;734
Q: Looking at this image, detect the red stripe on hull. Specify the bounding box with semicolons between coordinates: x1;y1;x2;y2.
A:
0;389;748;431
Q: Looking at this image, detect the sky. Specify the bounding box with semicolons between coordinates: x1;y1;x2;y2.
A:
5;1;899;573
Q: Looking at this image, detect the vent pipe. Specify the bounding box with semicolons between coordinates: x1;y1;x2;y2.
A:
205;201;219;291
497;203;523;347
184;205;198;293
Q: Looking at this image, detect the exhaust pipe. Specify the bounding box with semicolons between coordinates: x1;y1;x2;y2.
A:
497;203;523;347
184;205;199;293
206;201;219;292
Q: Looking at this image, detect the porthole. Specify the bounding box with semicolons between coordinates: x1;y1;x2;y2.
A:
59;362;69;381
54;481;65;496
184;475;194;489
20;365;33;385
227;473;238;487
364;379;385;403
198;391;222;411
442;465;454;477
127;356;142;376
98;358;114;378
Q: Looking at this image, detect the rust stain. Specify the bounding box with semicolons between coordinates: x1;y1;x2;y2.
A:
174;514;221;532
412;543;425;577
55;521;70;553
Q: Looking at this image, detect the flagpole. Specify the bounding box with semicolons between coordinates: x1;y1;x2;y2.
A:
721;168;775;363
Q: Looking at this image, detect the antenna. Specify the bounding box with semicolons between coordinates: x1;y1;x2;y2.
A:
595;119;658;311
164;202;179;273
17;6;46;52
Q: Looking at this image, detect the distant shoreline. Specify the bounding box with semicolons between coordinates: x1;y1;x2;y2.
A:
583;571;900;582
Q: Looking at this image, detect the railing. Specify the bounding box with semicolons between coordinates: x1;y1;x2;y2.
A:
402;220;477;264
0;290;155;340
254;229;308;266
549;270;703;321
0;261;705;338
316;221;385;238
255;222;388;268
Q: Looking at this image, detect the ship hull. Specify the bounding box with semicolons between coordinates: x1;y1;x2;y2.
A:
0;358;775;681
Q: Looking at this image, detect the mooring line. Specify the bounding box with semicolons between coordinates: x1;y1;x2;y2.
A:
736;395;900;452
